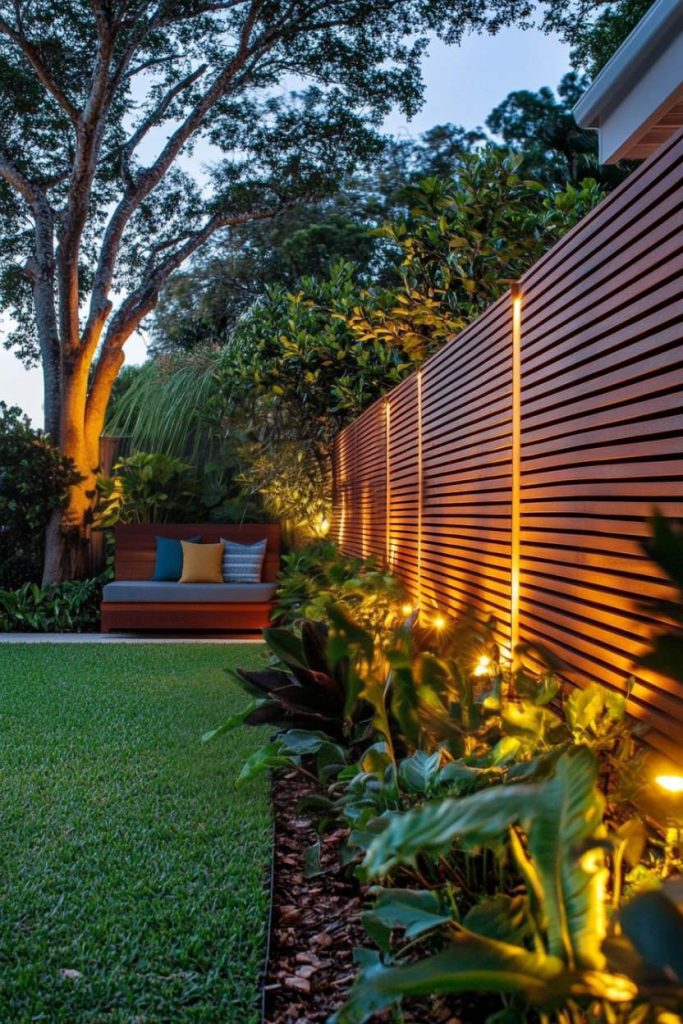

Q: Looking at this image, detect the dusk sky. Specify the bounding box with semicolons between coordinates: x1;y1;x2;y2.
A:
0;21;571;426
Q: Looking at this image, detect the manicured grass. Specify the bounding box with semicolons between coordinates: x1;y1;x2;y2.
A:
0;643;271;1023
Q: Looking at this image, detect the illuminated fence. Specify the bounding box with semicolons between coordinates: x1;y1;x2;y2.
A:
331;125;683;764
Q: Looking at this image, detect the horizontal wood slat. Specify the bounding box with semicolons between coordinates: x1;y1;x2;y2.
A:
332;125;683;764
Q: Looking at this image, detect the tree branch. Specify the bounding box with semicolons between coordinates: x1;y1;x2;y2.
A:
0;148;41;206
0;15;79;122
121;62;209;180
85;200;294;439
80;0;264;356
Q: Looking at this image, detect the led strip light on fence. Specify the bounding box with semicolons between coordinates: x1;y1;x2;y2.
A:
385;399;391;567
417;368;424;616
510;283;523;660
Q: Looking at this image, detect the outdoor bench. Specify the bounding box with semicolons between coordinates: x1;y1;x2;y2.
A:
100;523;280;633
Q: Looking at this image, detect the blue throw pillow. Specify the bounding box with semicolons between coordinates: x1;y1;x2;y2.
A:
152;535;201;581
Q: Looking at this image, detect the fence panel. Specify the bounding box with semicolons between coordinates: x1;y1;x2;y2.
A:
387;375;420;602
420;297;513;637
517;127;683;763
332;125;683;763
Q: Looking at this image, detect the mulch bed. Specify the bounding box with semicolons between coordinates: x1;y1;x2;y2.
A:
263;769;367;1023
262;770;496;1024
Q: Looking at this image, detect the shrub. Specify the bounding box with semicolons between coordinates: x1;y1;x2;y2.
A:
0;578;103;633
275;539;406;636
95;451;203;527
0;403;80;588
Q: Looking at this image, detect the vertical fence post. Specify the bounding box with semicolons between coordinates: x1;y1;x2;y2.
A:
510;284;523;661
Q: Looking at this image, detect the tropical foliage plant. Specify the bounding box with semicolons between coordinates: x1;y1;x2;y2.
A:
639;511;683;687
275;540;406;633
0;577;103;632
95;452;203;528
339;746;682;1024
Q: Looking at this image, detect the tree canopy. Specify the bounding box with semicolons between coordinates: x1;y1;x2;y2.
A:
112;147;604;534
0;0;560;578
0;0;653;577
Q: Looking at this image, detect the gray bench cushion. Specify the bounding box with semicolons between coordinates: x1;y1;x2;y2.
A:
103;581;276;603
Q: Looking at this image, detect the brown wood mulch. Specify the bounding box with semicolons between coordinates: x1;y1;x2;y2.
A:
262;770;495;1024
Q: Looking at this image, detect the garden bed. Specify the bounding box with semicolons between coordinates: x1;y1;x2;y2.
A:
263;769;366;1023
263;769;501;1024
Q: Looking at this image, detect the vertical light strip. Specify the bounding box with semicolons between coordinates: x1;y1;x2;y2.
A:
385;399;391;567
417;369;424;614
510;283;523;660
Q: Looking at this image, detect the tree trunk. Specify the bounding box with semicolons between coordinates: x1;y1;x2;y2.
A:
42;505;91;584
41;359;103;585
42;468;100;585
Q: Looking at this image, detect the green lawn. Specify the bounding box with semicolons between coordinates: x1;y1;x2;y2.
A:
0;643;271;1023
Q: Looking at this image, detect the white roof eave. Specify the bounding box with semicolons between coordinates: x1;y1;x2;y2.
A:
573;0;683;128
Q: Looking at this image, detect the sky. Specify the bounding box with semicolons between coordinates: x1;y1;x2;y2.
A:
0;22;570;427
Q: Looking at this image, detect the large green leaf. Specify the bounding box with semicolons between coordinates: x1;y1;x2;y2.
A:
525;745;606;970
335;931;567;1023
262;626;307;669
398;750;441;793
620;887;683;981
388;657;421;748
363;779;538;876
364;748;606;971
336;928;637;1024
362;887;452;945
201;698;267;741
463;894;531;945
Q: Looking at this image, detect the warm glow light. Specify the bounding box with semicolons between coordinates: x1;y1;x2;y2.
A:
473;655;492;677
433;614;446;631
510;282;522;664
318;516;330;536
656;775;683;794
401;603;414;616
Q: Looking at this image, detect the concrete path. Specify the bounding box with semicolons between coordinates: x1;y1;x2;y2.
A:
0;633;264;644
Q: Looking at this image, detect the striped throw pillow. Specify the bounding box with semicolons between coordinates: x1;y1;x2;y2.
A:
221;538;267;583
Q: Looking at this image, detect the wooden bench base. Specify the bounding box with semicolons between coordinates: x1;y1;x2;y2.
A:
101;601;274;633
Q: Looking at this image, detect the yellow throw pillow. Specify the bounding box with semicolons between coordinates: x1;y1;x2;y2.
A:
179;541;224;584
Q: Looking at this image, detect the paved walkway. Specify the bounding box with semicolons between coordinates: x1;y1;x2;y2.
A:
0;633;263;644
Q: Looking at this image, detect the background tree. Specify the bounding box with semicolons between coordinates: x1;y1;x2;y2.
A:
112;150;604;532
544;0;656;75
1;0;546;581
347;149;604;361
146;65;632;363
486;72;632;189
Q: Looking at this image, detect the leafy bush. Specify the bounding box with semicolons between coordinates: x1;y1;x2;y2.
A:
0;403;80;588
275;540;406;634
341;747;681;1024
95;451;203;527
0;578;103;633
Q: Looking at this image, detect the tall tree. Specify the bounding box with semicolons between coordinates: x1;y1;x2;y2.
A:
0;0;540;581
544;0;655;75
486;72;632;190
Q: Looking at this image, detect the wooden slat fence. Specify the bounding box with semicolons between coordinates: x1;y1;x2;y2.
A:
331;125;683;764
